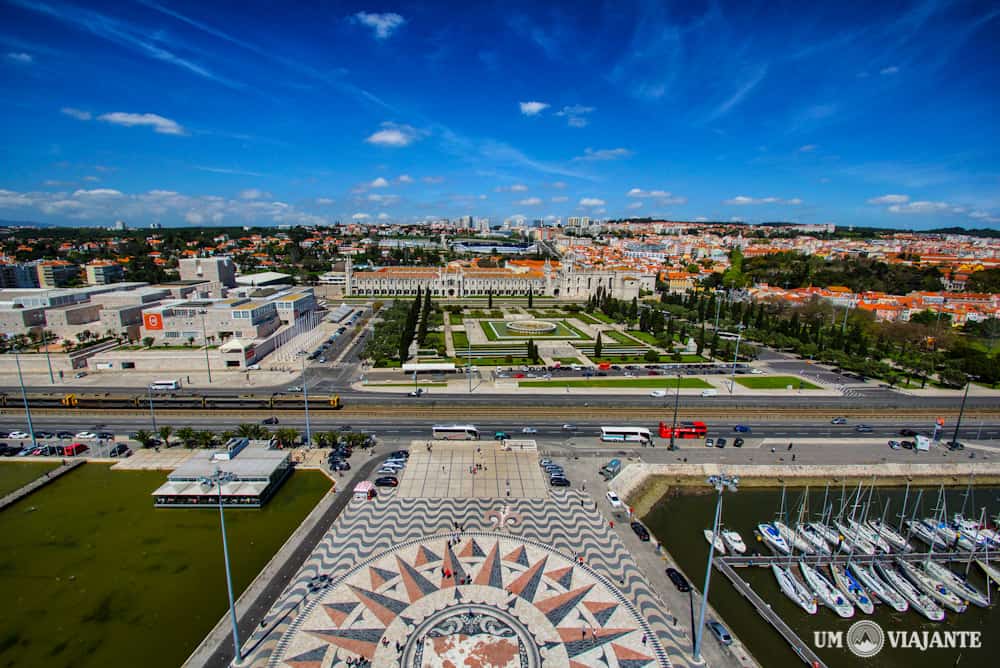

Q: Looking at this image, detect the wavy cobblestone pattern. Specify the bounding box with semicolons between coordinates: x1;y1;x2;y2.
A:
241;489;690;668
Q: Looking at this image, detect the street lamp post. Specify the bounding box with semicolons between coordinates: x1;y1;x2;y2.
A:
147;384;158;432
669;373;681;450
693;473;739;661
468;344;473;393
950;377;975;446
13;348;37;450
200;310;213;384
199;470;242;664
42;332;55;384
300;353;312;447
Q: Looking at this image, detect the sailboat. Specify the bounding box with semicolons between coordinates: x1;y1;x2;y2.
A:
703;528;726;554
868;517;912;552
721;529;747;554
830;563;875;614
800;561;854;618
896;559;967;613
875;560;945;621
849;562;908;612
924;561;990;608
977;559;1000;587
776;520;815;554
847;482;893;553
758;523;791;555
772;563;818;614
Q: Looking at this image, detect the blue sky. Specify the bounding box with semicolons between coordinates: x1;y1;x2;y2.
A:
1;0;998;228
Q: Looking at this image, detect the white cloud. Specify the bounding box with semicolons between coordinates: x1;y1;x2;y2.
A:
887;201;950;214
185;211;204;224
555;105;595;127
72;188;123;198
551;181;567;189
7;52;33;64
724;195;801;205
574;147;633;161
880;66;899;75
367;193;399;205
396;174;414;184
370;177;390;188
579;197;605;207
519;101;549;116
626;188;687;204
240;188;270;200
316;197;335;205
365;122;422;147
551;196;569;203
867;194;910;205
352;212;371;220
82;175;100;182
97;112;185;135
352;12;405;40
422;175;444;184
799;144;818;152
518;197;543;206
377;212;390;220
495;184;529;193
627;201;643;210
61;107;92;121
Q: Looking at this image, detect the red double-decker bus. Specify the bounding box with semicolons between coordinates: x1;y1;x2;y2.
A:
658;421;708;439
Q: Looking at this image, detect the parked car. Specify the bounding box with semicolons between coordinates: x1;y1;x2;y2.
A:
57;431;74;439
261;416;279;425
733;424;751;433
330;460;350;471
390;450;410;459
494;431;509;440
74;371;88;379
109;443;131;457
286;386;303;393
377;467;401;475
831;417;848;425
666;567;691;592
35;431;54;439
97;432;114;440
374;476;399;487
899;428;918;437
62;443;88;456
606;491;623;508
630;521;651;541
2;444;22;457
900;440;915;450
75;431;97;439
888;440;901;450
707;621;733;645
549;476;570;487
705;438;715;448
9;431;30;439
733;437;744;448
715;437;727;448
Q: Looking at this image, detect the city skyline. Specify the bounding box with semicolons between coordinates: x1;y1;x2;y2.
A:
1;0;999;229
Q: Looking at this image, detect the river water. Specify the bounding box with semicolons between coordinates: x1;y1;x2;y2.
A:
645;485;999;667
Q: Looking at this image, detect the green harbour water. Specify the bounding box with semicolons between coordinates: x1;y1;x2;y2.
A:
0;463;330;668
0;461;60;497
645;485;1000;668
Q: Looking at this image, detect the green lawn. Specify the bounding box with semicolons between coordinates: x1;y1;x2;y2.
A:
0;461;60;497
586;354;676;363
451;330;470;349
481;319;583;340
0;465;330;668
369;382;448;387
604;330;644;345
589;310;615;323
452;356;536;366
521;377;712;389
446;312;464;324
571;312;601;324
626;330;670;346
555;357;583;365
734;375;821;390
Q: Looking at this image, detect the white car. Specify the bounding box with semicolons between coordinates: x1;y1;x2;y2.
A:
750;368;764;375
9;431;30;439
649;389;667;397
75;431;98;439
521;427;538;434
606;491;623;508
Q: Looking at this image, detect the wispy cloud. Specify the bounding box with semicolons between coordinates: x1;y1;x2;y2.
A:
704;65;768;122
880;65;900;75
519;101;549;116
193;165;265;177
573;147;633;161
579;197;605;207
365;122;423;147
352;12;406;40
60;107;92;121
518;197;542;206
724;195;802;205
10;0;248;90
627;188;686;204
555;104;594;127
867;194;909;205
6;51;33;64
799;144;818;152
98;112;185;135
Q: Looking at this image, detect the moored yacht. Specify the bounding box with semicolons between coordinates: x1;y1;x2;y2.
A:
875;561;945;621
721;529;747;554
830;563;875;614
772;563;818;614
800;561;854;618
896;559;967;613
849;562;908;613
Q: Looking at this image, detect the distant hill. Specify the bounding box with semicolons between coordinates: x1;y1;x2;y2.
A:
0;218;60;229
927;226;1000;239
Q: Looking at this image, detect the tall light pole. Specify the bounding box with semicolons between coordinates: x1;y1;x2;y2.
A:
693;473;739;661
199;470;242;664
199;310;213;384
669;373;681;450
13;347;37;450
950;376;975;446
42;331;55;384
299;352;312;447
468;343;473;393
147;384;158;432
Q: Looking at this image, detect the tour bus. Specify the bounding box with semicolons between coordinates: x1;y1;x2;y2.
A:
149;379;181;391
599;426;652;444
432;425;480;440
658;421;708;439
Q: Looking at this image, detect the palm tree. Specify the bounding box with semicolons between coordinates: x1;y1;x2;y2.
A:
133;429;155;448
158;425;174;447
196;431;217;449
176;427;197;448
237;423;265;439
275;427;300;448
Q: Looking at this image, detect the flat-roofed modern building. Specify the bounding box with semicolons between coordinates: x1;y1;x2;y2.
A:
84;260;125;285
178;256;237;288
152;440;292;507
140;298;281;344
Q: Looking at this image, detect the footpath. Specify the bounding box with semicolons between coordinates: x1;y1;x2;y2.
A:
0;459;84;511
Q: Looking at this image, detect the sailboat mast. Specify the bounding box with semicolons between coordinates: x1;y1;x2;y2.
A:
898;482;910;532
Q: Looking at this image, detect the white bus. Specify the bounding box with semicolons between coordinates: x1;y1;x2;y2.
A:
600;426;651;444
149;379;181;391
432;425;480;440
